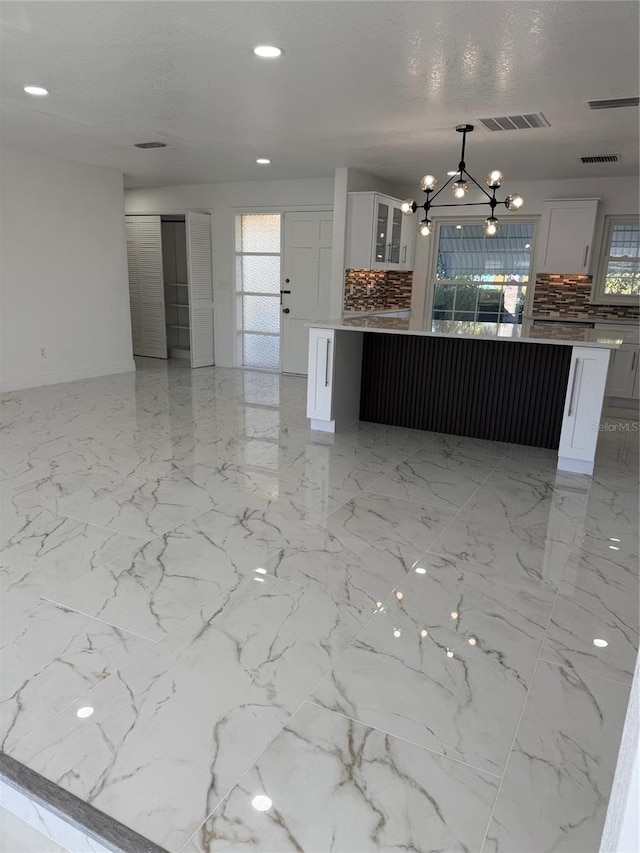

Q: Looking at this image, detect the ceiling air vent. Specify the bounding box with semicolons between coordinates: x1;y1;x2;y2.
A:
581;154;619;164
478;112;550;131
587;97;639;110
134;141;167;149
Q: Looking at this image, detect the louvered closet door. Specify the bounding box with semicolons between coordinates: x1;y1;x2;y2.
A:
136;216;167;359
125;217;144;356
186;212;214;367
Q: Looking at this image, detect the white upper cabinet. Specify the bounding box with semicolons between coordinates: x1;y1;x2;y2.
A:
536;199;599;274
346;192;415;271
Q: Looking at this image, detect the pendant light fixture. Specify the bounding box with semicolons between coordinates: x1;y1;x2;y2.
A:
402;124;524;236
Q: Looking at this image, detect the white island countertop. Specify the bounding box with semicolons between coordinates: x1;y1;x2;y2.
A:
311;316;623;349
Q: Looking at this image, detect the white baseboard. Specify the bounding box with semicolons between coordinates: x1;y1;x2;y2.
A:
558;455;594;475
0;360;136;392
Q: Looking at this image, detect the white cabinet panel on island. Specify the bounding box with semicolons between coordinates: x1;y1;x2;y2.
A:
536;198;599;274
306;327;363;432
558;346;611;474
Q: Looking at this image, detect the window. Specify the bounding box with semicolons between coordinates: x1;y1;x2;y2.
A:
594;216;640;303
430;221;534;324
235;214;281;369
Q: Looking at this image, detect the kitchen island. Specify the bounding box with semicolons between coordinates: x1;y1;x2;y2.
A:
306;317;624;474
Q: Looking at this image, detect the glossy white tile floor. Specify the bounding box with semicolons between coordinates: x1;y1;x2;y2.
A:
1;359;638;853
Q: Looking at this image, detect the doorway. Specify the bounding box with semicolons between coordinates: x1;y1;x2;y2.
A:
235;211;333;374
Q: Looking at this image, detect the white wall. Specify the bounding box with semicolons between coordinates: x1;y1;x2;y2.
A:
601;652;639;853
0;147;133;391
398;175;640;321
125;177;334;367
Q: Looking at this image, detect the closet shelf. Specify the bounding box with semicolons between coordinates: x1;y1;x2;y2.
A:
166;282;188;288
168;324;190;330
167;303;189;308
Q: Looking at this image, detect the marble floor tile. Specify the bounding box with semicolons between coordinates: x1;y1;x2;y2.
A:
0;598;151;752
484;661;630;853
365;454;495;509
322;491;457;571
312;556;555;774
43;500;352;642
10;574;364;852
0;502;145;603
61;468;219;539
184;702;499;853
541;552;639;684
427;517;574;590
0;806;68;853
2;363;637;852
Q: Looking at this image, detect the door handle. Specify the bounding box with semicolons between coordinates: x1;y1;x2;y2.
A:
282;308;290;314
324;339;331;386
568;358;580;416
280;289;291;305
402;245;407;264
583;245;589;268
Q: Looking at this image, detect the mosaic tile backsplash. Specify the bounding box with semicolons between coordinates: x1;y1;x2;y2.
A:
344;269;413;312
532;274;640;321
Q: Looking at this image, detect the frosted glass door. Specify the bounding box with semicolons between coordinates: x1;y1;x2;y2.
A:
235;214;281;369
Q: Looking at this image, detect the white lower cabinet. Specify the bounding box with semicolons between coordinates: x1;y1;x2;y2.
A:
598;325;639;401
558;346;611;475
306;327;364;432
307;328;334;425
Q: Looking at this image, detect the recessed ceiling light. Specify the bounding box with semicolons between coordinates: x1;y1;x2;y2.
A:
414;567;427;574
254;45;282;59
24;85;48;96
456;225;462;230
256;158;271;165
593;638;608;648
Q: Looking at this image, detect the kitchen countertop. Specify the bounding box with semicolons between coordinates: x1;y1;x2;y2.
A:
311;316;623;348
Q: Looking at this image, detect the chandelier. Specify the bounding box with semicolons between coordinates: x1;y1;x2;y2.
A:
402;124;524;236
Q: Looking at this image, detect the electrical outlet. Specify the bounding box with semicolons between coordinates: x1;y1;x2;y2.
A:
40;347;46;358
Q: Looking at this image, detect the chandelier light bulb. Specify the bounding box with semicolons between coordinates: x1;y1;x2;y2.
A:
484;217;501;236
486;170;504;188
420;174;438;192
505;193;524;210
452;179;468;199
419;219;433;237
401;199;415;215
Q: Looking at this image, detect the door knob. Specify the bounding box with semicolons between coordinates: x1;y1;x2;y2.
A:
283;308;290;314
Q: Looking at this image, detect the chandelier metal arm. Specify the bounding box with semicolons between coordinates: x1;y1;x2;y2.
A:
423;201;495;209
463;170;494;201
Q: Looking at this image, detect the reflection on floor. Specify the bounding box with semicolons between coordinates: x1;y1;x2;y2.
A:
1;358;638;852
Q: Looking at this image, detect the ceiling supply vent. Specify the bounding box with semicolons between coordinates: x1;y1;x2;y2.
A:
587;97;639;110
478;112;550;131
580;154;620;164
134;141;167;149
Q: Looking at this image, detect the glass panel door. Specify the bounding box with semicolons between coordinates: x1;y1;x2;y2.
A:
389;206;402;263
375;202;389;263
235;214;281;369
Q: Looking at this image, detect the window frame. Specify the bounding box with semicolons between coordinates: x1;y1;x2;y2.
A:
592;215;640;305
424;216;538;325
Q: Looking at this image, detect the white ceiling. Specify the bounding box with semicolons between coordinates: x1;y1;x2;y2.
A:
1;1;638;188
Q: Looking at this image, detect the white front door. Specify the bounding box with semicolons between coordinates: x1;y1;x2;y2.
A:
281;211;333;375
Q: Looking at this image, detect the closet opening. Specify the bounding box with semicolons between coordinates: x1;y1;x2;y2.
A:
125;212;214;368
161;216;190;360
